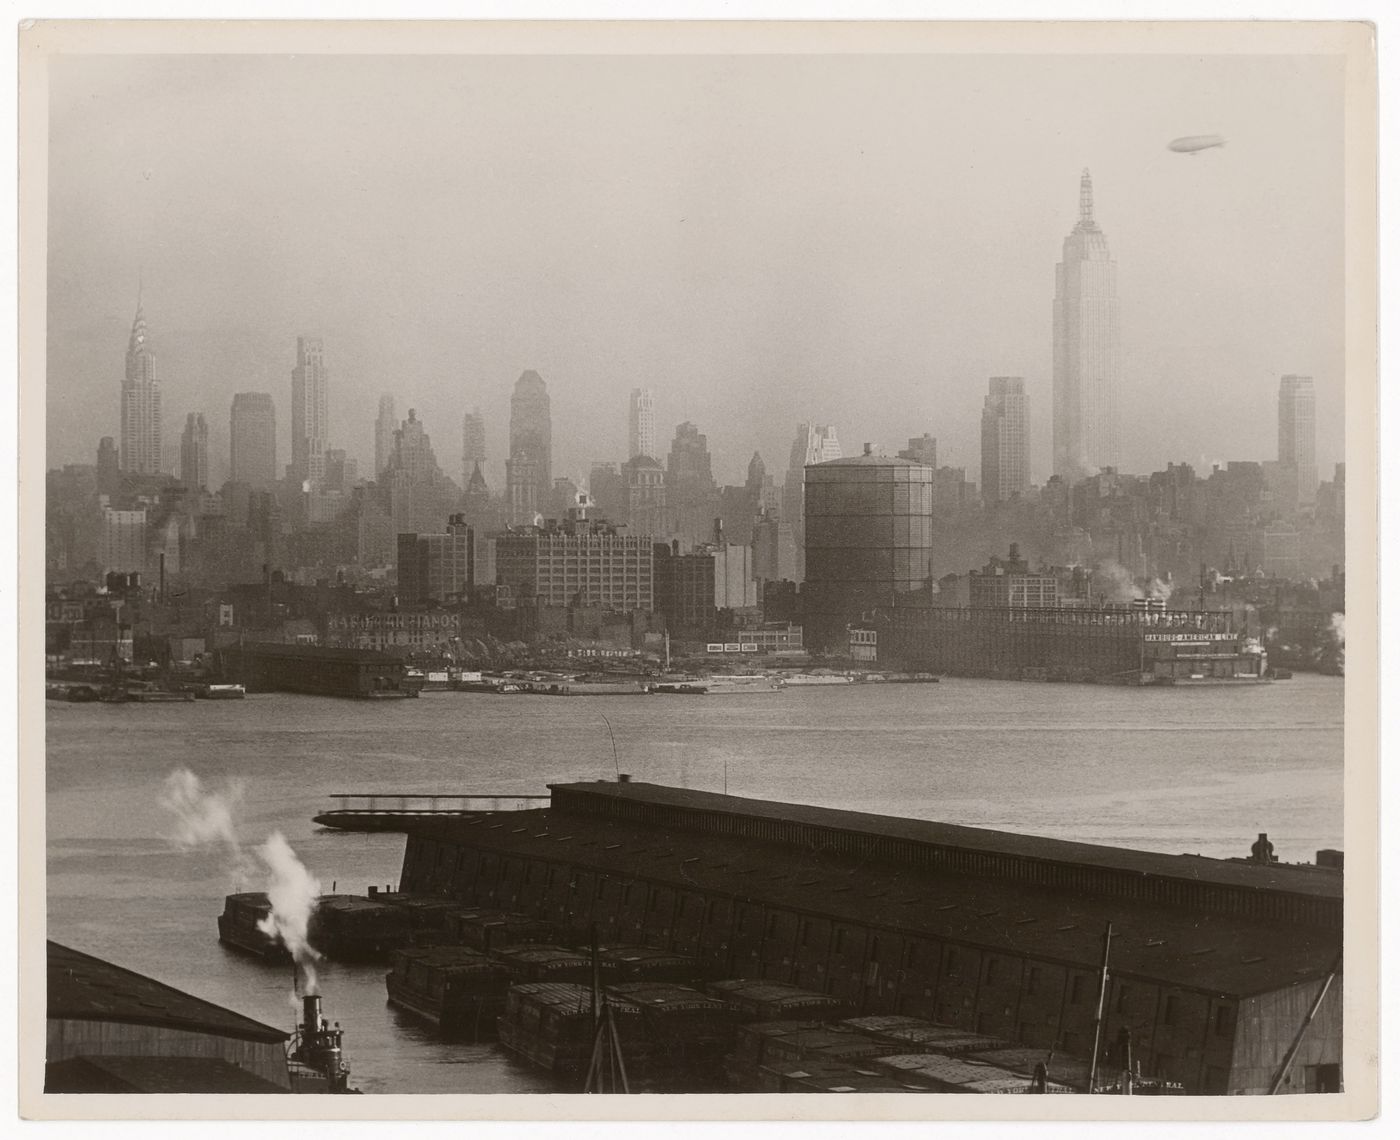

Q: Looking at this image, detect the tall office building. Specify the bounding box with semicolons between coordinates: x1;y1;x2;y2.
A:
120;298;162;475
981;377;1029;505
290;336;328;486
505;454;543;527
462;406;487;487
665;421;718;542
375;394;397;479
1053;169;1120;482
96;436;121;498
781;423;841;582
229;393;278;488
1277;375;1318;512
628;387;656;461
179;413;209;491
509;370;552;503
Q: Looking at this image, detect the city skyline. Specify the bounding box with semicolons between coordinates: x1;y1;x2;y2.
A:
46;52;1345;489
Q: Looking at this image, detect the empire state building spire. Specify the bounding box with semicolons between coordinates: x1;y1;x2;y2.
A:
1076;167;1099;232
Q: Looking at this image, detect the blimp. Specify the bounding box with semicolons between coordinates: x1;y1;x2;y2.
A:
1168;134;1226;155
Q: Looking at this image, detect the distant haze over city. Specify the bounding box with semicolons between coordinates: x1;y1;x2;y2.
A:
47;52;1344;489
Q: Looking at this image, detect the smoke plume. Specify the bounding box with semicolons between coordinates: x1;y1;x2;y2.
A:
1094;560;1140;604
158;768;253;886
255;831;324;995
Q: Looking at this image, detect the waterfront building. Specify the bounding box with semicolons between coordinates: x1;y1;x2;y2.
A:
120;298;162;475
967;544;1059;608
495;515;654;612
230;393;278;489
100;507;147;576
399;780;1342;1095
46;942;291;1093
782;423;842;582
96;436;121;498
323;611;463;653
290;336;329;486
712;542;758;610
179;412;209;491
509;370;552;504
980;377;1028;505
654;541;716;633
1277;375;1318;512
462;406;487;487
1053;169;1120;482
802;446;934;653
396;514;474;605
621;454;667;538
628;387;656;461
735;621;804;652
375;394;397;479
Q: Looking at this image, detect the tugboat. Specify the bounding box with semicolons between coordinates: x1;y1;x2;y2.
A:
287;993;357;1093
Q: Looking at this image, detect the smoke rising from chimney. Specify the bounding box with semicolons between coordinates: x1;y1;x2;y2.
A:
158;768;253;887
255;831;323;996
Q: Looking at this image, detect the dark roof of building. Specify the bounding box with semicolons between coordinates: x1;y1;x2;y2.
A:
226;642;401;664
47;942;289;1044
551;780;1342;900
409;804;1340;998
45;1055;290;1094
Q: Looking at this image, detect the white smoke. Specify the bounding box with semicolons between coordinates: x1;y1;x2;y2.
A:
159;768;324;995
158;768;253;887
1095;560;1141;603
1147;577;1173;601
255;831;324;995
1329;612;1345;648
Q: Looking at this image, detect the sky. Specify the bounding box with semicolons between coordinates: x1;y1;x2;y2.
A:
45;49;1346;491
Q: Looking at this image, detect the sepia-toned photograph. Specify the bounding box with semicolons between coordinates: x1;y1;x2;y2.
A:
19;17;1378;1122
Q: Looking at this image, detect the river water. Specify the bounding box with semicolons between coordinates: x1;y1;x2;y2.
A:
44;675;1344;1094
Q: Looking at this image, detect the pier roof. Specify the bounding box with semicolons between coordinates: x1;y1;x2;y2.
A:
47;942;288;1044
410;803;1340;998
549;781;1342;901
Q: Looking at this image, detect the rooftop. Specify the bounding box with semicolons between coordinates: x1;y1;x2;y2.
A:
48;942;288;1044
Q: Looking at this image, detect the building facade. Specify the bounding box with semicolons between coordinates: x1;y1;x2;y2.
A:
1053;169;1120;482
99;508;147;576
505;455;543;527
120;300;162;475
981;377;1028;504
229;392;278;489
179;412;209;491
495;518;654;611
509;370;552;505
782;423;842;583
396;515;474;605
621;454;667;538
1277;374;1318;512
628;387;656;461
665;422;718;542
802;448;934;653
654;542;716;633
967;544;1059;608
290;336;329;486
375;394;397;479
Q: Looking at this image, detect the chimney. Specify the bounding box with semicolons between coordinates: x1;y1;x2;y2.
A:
863;443;873;456
618;773;631;783
302;993;322;1034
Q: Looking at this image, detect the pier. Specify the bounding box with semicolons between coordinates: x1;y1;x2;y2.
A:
315;792;553;831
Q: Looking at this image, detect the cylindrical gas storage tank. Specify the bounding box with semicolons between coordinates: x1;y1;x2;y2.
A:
802;448;934;654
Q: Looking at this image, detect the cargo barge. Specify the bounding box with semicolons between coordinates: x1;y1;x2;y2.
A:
217;891;416;963
385;946;510;1039
497;982;650;1078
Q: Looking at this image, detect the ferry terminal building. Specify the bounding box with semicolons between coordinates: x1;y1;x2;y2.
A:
398;780;1342;1095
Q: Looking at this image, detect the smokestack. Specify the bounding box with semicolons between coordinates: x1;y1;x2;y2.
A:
303;993;322;1033
863;443;873;456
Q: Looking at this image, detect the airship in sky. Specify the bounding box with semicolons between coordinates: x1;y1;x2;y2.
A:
1168;134;1226;155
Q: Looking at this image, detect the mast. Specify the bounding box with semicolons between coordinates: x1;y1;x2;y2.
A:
1086;921;1114;1093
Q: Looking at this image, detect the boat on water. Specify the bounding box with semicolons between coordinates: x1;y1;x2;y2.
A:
218;891;416;963
513;676;652;696
385;945;511;1040
497;982;650;1078
198;683;246;699
781;672;856;686
652;675;783;695
605;981;736;1080
101;681;196;703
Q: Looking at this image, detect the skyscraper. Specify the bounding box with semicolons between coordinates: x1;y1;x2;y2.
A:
462;406;486;487
1277;374;1318;511
179;412;209;491
1053;169;1120;482
628;387;656;461
981;377;1029;504
291;336;328;486
665;421;717;542
781;423;841;582
96;436;120;498
120;297;162;474
509;370;552;503
229;393;278;488
375;394;397;479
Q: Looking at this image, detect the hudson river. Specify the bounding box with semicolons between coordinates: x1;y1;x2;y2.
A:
44;675;1344;1093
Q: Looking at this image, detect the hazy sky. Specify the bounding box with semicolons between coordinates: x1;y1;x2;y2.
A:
46;50;1345;490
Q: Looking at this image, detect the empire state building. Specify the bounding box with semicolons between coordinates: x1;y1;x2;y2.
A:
1052;169;1120;481
120;298;162;475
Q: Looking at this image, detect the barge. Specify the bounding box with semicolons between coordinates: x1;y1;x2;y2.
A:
445;909;562;953
606;981;736;1080
497;982;649;1078
218;892;415;964
385;945;510;1040
487;944;620;986
706;979;855;1023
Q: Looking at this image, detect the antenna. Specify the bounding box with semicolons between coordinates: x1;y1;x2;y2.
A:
601;714;619;780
